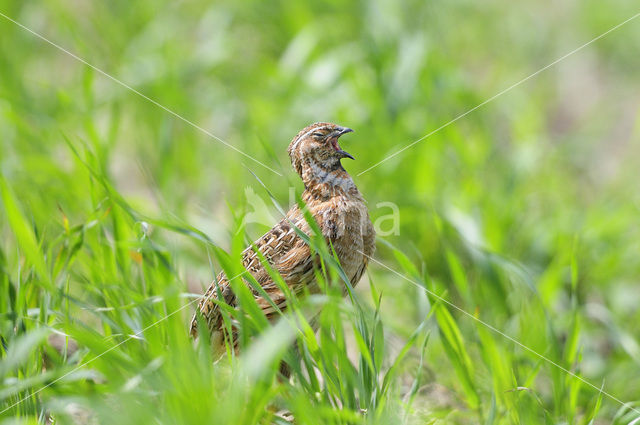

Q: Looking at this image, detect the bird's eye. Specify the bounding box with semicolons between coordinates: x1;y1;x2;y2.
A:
312;132;324;138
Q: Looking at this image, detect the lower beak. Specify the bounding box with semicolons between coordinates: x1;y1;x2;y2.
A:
338;149;355;160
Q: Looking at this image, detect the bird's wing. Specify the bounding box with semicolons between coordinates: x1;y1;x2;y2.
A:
190;212;317;338
189;270;234;339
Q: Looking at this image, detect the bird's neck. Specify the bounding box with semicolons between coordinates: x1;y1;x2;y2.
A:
300;158;358;199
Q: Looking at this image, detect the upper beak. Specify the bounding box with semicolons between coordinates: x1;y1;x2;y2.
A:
337;127;354;136
332;127;355;160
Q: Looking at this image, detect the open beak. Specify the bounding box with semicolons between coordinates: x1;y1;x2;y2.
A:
330;126;355;160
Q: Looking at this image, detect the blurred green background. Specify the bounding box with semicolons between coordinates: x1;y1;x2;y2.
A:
1;0;639;423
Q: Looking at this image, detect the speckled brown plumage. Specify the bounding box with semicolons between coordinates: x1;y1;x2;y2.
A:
190;122;376;351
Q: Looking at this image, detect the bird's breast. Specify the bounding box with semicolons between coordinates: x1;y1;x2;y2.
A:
312;196;373;283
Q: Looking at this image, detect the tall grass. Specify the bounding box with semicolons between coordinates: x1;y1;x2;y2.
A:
1;0;640;423
0;144;429;424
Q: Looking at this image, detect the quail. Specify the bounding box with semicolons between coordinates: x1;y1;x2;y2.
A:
190;122;376;351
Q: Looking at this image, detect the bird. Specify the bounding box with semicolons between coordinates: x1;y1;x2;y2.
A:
190;122;376;354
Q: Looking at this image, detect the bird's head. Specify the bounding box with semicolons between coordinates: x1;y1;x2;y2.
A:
288;122;354;176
